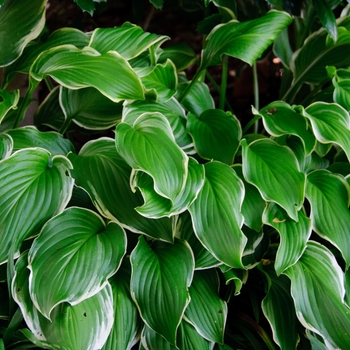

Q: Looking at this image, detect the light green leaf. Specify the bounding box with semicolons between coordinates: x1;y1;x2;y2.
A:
306;330;328;350
134;157;204;218
103;260;142;350
68;138;174;242
0;89;19;123
263;202;311;275
0;148;74;264
255;101;316;155
284;241;350;349
141;325;178;350
241;138;305;221
116;113;188;201
30;45;145;102
188;161;247;268
0;133;13;160
158;43;197;71
6;126;75;155
139;60;177;101
89;22;168;59
0;0;47;67
13;252;114;350
304;102;350;161
184;269;227;343
59;86;123;130
130;236;194;345
201;10;292;68
187;109;241;165
177;320;214;350
28;207;126;319
306;169;350;268
260;264;299;350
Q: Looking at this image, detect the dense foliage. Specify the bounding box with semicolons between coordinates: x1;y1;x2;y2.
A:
1;0;350;349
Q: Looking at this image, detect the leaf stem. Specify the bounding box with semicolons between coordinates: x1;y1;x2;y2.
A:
253;62;259;133
44;76;55;92
220;55;228;110
242;113;262;135
178;68;204;104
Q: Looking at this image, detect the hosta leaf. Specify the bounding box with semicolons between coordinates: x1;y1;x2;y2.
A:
262;203;311;275
134;157;204;218
312;0;337;41
333;78;350;111
0;0;46;67
0;148;74;264
184;269;227;343
139;60;177;101
68;138;174;242
220;267;248;296
0;133;13;160
89;22;168;59
259;264;299;350
103;260;142;350
304;102;350;161
130;237;194;345
28;207;126;319
0;89;19;123
30;45;145;102
305;170;350;268
158;43;197;71
255;102;316;155
116;113;188;201
177;320;214;350
241;138;305;221
284;241;350;349
188;161;246;268
59;86;123;130
201;10;292;68
13;252;114;350
187;109;241;165
141;325;177;350
6;126;74;155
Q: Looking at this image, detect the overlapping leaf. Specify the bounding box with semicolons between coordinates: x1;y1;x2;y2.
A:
177;320;214;350
116;113;188;201
0;133;13;160
188;161;246;268
158;43;197;71
0;148;74;264
28;207;126;319
30;45;145;102
130;237;194;345
0;89;19;122
141;325;177;350
241;138;305;221
284;241;350;349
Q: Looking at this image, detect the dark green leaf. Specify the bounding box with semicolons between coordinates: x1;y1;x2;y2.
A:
0;133;13;160
177;320;213;350
0;89;19;123
312;0;338;41
158;43;197;71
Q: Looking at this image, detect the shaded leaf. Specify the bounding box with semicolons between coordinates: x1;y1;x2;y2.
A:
312;0;337;41
141;325;178;350
0;133;13;160
177;320;214;350
74;0;107;15
158;43;197;71
0;89;20;123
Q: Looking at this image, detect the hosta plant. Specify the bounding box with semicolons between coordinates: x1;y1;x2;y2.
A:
1;0;350;349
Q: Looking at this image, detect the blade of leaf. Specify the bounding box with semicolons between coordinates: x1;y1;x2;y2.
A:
0;133;13;160
177;320;214;350
141;325;178;350
0;89;20;123
312;0;338;42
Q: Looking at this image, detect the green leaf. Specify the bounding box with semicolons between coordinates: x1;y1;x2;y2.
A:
134;157;205;218
30;45;145;102
59;86;123;130
89;22;168;59
0;89;20;123
259;264;299;350
0;148;74;264
273;27;293;68
28;207;126;319
201;10;292;68
103;260;142;350
284;241;350;349
255;102;316;155
312;0;338;41
74;0;107;15
262;203;311;275
184;269;227;343
13;252;114;350
149;0;163;9
6;126;75;155
141;325;177;350
305;169;350;268
187;109;241;165
333;78;350;111
188;161;247;268
0;0;47;67
130;236;194;345
139;60;177;101
0;133;13;160
304;102;350;162
68;138;174;242
220;266;248;296
241;138;305;221
116;113;188;201
158;43;197;71
177;320;213;350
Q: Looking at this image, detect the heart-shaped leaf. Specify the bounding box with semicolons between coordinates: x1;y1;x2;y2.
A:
30;45;145;102
284;241;350;349
0;0;46;66
188;161;246;268
187;109;241;165
116;113;188;201
306;169;350;268
28;207;126;319
130;236;194;345
241;138;305;221
0;148;74;264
